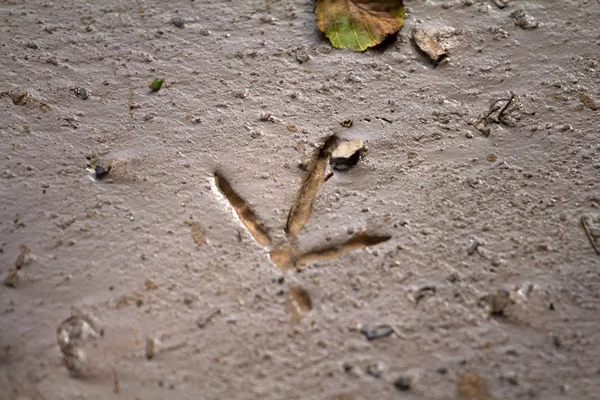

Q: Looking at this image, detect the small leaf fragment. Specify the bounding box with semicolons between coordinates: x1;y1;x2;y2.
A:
340;119;353;127
149;78;164;92
315;0;405;52
191;222;206;246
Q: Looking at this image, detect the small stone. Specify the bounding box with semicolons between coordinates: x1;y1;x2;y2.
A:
412;29;447;63
512;10;539;30
558;124;572;132
394;375;412;391
330;139;366;171
493;0;511;9
366;363;383;378
343;362;353;373
95;164;110;180
479;289;512;316
199;28;211;36
171;16;185;28
77;88;89;100
503;371;519;386
295;47;310;63
360;323;394;341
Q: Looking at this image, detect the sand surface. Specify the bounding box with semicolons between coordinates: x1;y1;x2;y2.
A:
1;0;600;399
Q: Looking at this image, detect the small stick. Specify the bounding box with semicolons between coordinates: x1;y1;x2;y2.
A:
112;368;120;393
196;308;222;328
498;94;517;124
581;216;600;255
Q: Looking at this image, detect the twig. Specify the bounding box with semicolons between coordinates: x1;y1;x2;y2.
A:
196;308;222;328
498;94;517;125
581;216;600;255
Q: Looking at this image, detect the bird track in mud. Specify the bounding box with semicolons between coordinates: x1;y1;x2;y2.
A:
212;135;391;271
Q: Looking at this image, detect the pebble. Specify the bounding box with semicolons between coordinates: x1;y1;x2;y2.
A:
296;47;310;63
171;16;185;28
394;375;412;391
360;323;394;341
494;0;511;9
330;139;366;171
77;88;89;100
512;10;539;29
366;363;383;378
95;164;110;180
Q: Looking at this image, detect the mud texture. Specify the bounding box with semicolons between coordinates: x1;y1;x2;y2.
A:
1;0;600;399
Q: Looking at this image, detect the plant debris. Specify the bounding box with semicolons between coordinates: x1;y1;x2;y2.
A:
145;337;156;360
315;0;406;51
330;139;366;171
340;119;353;128
578;93;599;111
190;222;206;246
196;308;222;328
457;371;492;400
412;28;447;63
15;244;31;269
472;94;522;136
3;268;19;288
581;215;600;255
149;78;164;92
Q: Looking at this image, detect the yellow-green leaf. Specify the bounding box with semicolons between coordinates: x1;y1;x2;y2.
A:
315;0;405;52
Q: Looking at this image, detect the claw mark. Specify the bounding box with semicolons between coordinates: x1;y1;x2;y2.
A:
269;246;299;271
298;232;391;266
286;286;312;326
270;232;391;271
214;172;271;247
286;135;338;239
210;136;390;273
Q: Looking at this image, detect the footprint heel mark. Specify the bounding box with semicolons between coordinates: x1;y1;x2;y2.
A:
214;172;271;247
297;232;392;267
285;135;338;239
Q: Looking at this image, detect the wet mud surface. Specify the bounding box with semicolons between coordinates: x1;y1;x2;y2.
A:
1;0;600;399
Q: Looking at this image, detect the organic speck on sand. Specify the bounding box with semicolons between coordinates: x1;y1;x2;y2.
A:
145;337;157;360
149;78;164;92
3;268;19;287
